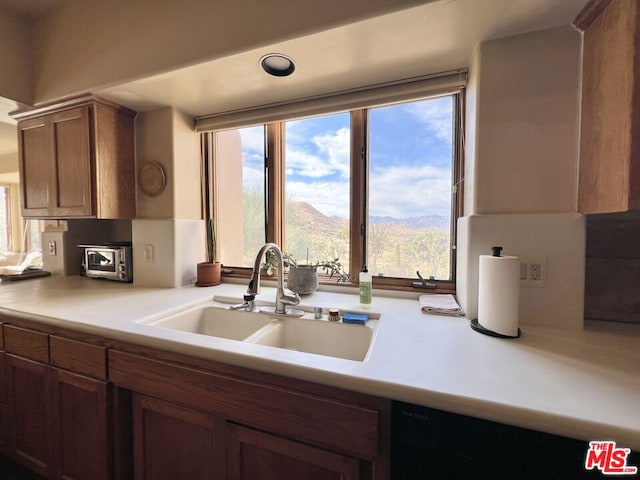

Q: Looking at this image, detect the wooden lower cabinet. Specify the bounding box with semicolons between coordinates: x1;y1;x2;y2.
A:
6;354;51;477
131;393;364;480
227;423;361;480
132;394;224;480
0;323;389;480
50;368;111;480
2;323;113;480
0;351;9;455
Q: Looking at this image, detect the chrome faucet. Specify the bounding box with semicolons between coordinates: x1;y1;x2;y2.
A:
229;294;256;312
247;243;303;316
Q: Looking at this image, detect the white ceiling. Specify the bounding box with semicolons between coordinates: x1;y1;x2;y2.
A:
0;0;588;155
96;0;589;117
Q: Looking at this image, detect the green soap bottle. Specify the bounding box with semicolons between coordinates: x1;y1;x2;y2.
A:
359;266;372;309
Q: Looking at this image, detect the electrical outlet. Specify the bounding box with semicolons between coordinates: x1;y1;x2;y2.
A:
519;257;547;287
144;244;154;263
529;262;542;281
48;240;57;256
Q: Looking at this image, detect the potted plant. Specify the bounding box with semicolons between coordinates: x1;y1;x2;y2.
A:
286;254;319;295
314;257;350;283
288;252;351;294
196;218;222;286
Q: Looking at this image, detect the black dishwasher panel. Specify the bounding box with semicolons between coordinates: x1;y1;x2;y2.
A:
391;401;638;479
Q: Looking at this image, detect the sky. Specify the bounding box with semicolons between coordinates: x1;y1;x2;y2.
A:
238;95;454;219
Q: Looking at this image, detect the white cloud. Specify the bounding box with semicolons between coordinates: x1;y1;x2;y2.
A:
286;127;350;179
369;164;452;218
243;165;264;190
285;164;452;220
286;179;350;218
238;126;265;154
405;96;453;144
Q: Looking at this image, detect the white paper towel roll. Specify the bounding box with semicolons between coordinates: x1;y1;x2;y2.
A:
477;254;520;337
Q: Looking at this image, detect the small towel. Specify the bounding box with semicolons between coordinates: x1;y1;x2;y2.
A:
419;294;465;317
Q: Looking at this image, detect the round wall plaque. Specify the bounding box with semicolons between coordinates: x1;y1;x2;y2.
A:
139;161;166;197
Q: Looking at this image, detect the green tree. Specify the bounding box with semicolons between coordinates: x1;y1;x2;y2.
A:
407;229;450;279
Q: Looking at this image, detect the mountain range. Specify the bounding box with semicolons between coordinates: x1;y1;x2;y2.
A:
289;201;449;230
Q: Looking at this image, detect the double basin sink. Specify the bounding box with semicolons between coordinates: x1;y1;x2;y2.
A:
138;301;377;362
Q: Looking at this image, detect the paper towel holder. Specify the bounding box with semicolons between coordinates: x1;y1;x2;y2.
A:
470;245;521;339
470;318;521;339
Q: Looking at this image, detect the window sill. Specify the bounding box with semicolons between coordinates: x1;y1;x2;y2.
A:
221;267;455;295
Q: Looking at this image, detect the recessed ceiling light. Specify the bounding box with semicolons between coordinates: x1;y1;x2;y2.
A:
260;54;296;77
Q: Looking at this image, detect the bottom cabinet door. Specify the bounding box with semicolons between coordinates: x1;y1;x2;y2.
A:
227;423;360;480
6;354;51;477
0;351;8;455
132;394;223;480
50;368;111;480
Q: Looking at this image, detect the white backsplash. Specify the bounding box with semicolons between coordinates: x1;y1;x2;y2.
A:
457;213;585;329
133;218;205;288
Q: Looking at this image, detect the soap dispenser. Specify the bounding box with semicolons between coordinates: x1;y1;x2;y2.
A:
359;266;372;309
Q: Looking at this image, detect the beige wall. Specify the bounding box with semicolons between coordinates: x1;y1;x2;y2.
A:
135;107;175;218
135;107;201;219
30;0;424;104
469;25;581;215
458;26;585;329
0;152;18;174
0;6;32;104
131;106;204;288
172;110;201;220
133;107;203;286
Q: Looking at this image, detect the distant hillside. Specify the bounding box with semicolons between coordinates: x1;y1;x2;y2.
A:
288;202;346;234
290;201;449;229
287;201;451;278
369;214;449;229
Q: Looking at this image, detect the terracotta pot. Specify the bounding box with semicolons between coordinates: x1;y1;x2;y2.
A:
196;262;222;287
287;265;318;295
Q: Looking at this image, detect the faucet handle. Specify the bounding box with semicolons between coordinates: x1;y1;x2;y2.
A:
280;291;301;307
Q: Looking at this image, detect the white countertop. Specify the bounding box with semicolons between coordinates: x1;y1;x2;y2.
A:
1;275;638;449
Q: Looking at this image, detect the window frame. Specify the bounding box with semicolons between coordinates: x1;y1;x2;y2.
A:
0;183;13;251
204;90;464;294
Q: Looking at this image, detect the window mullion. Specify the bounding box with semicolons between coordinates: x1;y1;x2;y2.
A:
350;109;367;281
265;122;284;246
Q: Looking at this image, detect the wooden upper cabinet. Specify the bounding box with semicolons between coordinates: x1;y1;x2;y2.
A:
14;95;136;219
574;0;640;214
50;106;93;217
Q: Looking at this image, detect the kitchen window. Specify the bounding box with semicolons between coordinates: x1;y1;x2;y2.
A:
200;71;465;291
0;185;12;251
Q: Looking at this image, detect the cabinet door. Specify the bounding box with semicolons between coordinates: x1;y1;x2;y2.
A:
6;354;51;477
50;106;93;217
18;115;52;217
132;394;223;480
227;424;360;480
0;351;8;455
50;368;111;480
